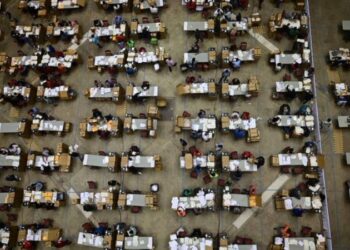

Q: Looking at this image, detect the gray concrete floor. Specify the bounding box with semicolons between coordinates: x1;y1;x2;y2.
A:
0;0;348;249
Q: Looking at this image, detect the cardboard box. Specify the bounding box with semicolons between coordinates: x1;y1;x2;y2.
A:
184;153;193;170
220;238;228;247
37;86;44;98
222;155;230;169
118;193;126;207
271;155;279;167
126;85;133;97
221;116;230;129
221;83;229;96
208;82;216;94
121;156;128;168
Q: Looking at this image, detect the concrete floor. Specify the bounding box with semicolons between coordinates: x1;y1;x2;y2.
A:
0;0;348;249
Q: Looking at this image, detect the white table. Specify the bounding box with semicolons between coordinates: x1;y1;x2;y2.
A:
128;156;155;168
184;52;209;63
132;86;158;97
184;21;208;31
77;232;106;248
342;20;350;31
94;55;124;66
124;236;153;249
0;122;22;133
0;155;21;168
229;49;255;62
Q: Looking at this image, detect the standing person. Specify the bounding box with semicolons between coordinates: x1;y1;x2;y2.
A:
53;238;72;248
276;0;283;8
91;35;102;48
194;29;204;43
165;57;177;72
5;174;21;182
320;118;332;132
218;69;231;85
258;0;264;9
179;138;188;150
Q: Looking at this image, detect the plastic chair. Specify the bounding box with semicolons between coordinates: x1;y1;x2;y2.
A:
301;226;312;237
203;175;212;184
281;166;290;174
232;188;241;194
240;42;248;51
127;40;135;49
230;151;239;159
190;170;198;179
87;181;97;189
139;47;147;53
150;37;158;45
217;179;226;187
182;111;191;117
153;15;160;23
131;206;142;213
142;17;149;23
241;112;250;120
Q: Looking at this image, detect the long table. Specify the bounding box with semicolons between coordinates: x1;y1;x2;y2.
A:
3;86;32;99
275;53;302;65
222;192;261;208
137;22;164;33
281;196;322;210
82;154;118;171
94;55;125;67
228;49;255;62
79;191;115;209
15;25;41;37
32;119;65;132
126;193;157;208
23;190;65;207
27;155;57;170
273;237;316;250
184;21;212;31
18;228;61;242
342;20;350;31
222;20;249;32
122;155;156;169
0;154;21;169
0;192;16;205
169;236;213;250
51;0;86;9
80;118;121;137
222;156;257;172
179;153;215;169
48;24;79;37
77;232;112;249
134;0;165;10
40;54;78;68
124;236;153;249
89;24;127;38
0;122;28;134
184;52;209;63
224;245;257;250
171;190;215;210
221;116;257;131
176;117;217;132
271;153;323;168
126;85;158;99
11;56;38;67
276;80;312;93
176;81;216;96
338;116;350;128
273;115;315;129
